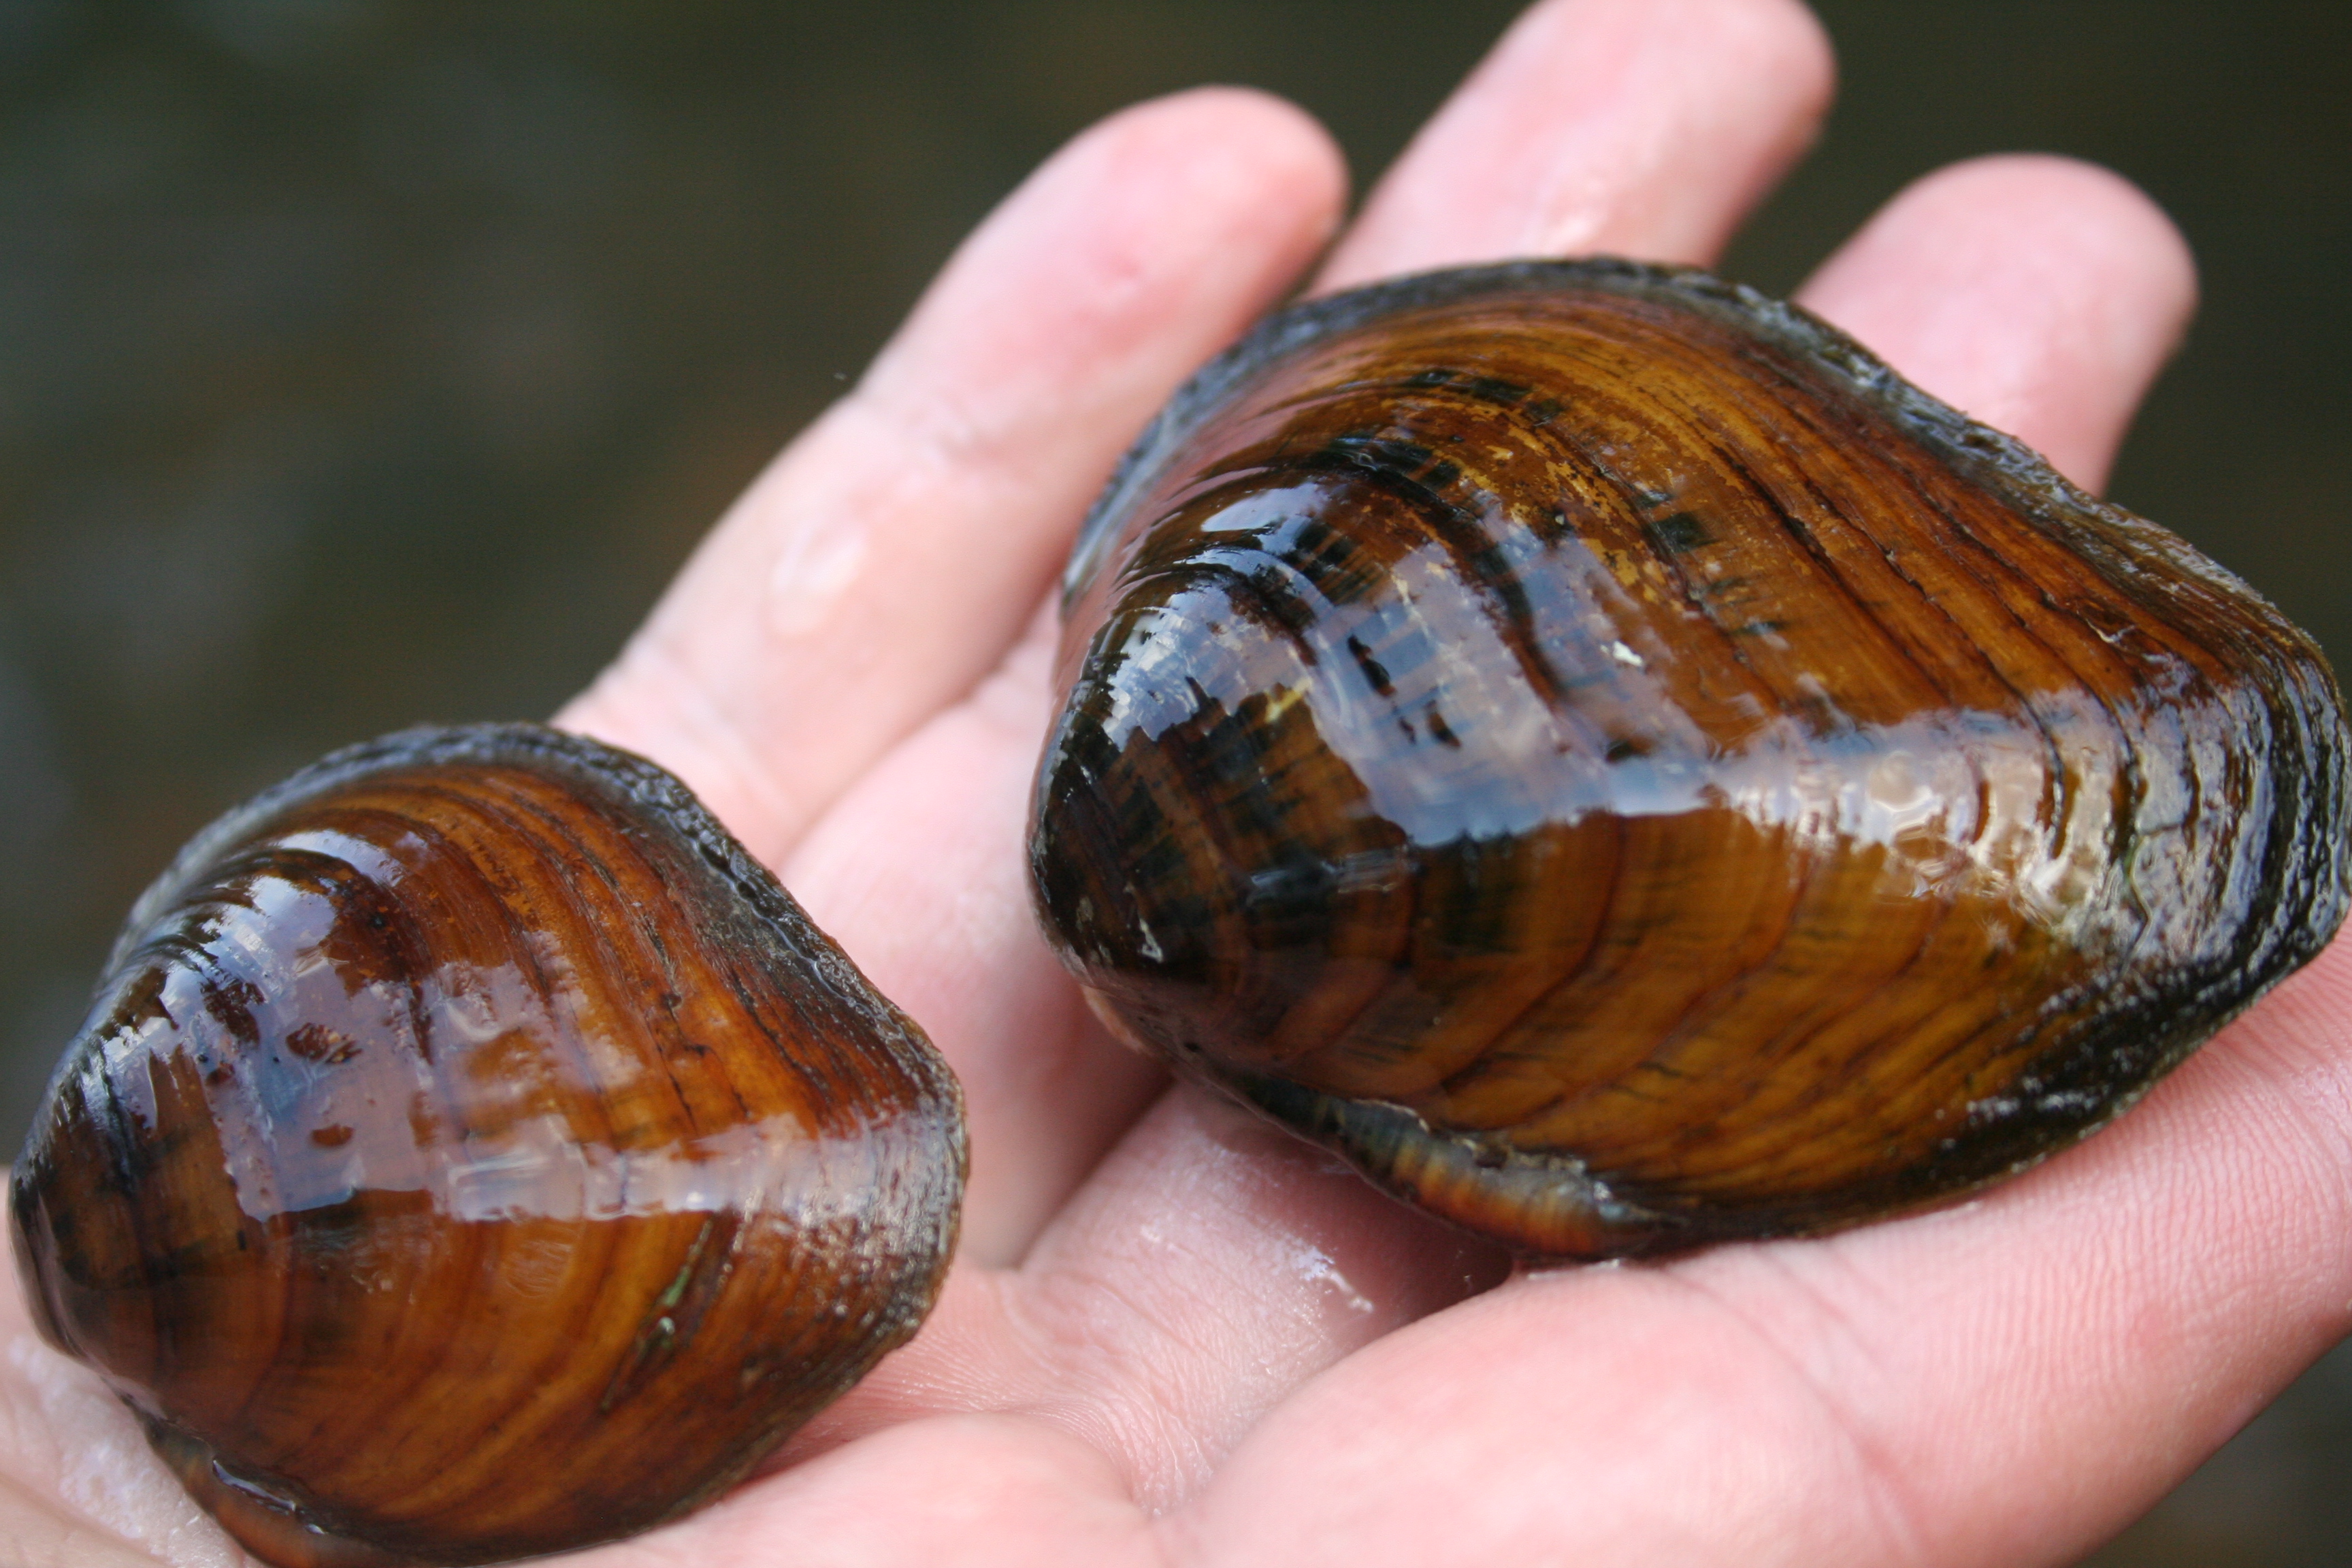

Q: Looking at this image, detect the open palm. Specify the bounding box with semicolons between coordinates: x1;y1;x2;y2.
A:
7;3;2348;1565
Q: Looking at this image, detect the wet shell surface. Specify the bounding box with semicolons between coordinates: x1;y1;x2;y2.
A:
10;723;966;1567
1029;257;2351;1258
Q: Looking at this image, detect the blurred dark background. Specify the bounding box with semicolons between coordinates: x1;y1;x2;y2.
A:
0;3;2342;1560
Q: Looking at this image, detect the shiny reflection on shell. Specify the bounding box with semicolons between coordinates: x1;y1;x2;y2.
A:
11;723;966;1567
1030;257;2351;1258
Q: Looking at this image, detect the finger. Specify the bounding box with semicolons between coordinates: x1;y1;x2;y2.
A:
1317;0;1833;291
1795;154;2198;493
0;1477;171;1568
0;1281;224;1565
558;88;1345;866
568;1415;1157;1568
996;1093;1504;1508
786;1091;1507;1509
778;609;1165;1266
1180;940;2352;1568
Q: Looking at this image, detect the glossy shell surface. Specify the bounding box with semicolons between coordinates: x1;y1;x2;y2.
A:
1030;258;2351;1258
11;723;966;1567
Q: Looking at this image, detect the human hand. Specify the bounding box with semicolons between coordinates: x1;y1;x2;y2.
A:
6;1;2345;1565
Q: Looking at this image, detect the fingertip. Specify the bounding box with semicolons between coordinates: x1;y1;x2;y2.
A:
1320;0;1837;289
1046;82;1351;261
1118;84;1352;216
866;84;1346;414
1674;0;1842;203
1797;153;2198;492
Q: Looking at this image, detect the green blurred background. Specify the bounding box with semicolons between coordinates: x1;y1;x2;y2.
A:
0;3;2342;1561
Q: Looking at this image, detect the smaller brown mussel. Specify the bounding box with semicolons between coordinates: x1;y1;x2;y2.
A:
1029;257;2352;1258
10;723;966;1567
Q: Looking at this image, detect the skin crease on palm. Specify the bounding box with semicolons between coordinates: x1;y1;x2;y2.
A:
5;0;2350;1563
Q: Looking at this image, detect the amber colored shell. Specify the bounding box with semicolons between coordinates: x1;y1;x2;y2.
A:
11;724;965;1567
1030;259;2351;1258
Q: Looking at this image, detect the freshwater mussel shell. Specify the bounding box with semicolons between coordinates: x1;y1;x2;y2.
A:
11;723;966;1567
1030;257;2351;1258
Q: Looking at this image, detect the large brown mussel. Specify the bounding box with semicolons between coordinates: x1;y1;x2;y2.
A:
1029;257;2352;1258
10;723;965;1567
